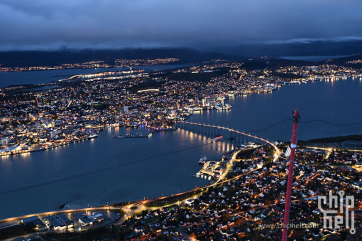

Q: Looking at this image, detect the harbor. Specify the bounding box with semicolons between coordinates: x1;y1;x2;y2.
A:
173;121;276;182
113;132;153;139
0;131;99;156
1;77;362;220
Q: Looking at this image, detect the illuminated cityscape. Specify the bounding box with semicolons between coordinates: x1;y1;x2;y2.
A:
1;0;362;240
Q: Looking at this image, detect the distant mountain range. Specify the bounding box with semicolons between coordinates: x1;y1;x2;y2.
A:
0;40;362;67
209;39;362;57
0;48;230;68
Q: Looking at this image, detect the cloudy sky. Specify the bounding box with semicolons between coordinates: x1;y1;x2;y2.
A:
1;0;362;50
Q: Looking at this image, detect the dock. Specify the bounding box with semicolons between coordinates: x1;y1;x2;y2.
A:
113;132;154;139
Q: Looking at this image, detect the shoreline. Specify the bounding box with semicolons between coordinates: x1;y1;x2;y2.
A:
0;137;271;222
2;74;360;158
0;135;97;157
0;63;191;88
0;63;182;74
0;123;280;221
0;126;180;157
0;71;361;222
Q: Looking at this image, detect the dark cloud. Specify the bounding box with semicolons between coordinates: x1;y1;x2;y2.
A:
1;0;362;50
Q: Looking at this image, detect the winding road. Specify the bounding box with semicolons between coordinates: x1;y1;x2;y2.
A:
0;122;281;238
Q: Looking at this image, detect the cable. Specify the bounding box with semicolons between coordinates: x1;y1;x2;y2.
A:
300;119;362;126
247;118;292;133
0;141;213;196
247;118;362;134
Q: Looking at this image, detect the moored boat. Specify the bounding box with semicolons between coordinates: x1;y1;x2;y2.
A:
88;133;98;139
199;155;207;165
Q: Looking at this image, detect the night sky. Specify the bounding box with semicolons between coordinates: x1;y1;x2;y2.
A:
1;0;362;50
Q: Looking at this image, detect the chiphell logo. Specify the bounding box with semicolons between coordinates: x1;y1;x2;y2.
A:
318;190;355;234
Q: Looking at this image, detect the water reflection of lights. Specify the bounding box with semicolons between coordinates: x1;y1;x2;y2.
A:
20;152;31;157
178;121;280;158
1;155;10;160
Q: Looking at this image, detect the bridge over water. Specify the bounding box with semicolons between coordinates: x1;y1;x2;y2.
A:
175;121;280;157
0;121;281;225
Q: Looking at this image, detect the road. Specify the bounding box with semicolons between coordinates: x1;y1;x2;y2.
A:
3;233;45;241
178;121;281;161
0;206;121;224
0;122;282;240
0;148;279;226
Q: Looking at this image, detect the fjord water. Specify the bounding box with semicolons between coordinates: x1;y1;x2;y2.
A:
0;129;224;219
190;78;362;141
280;55;350;61
0;64;188;87
1;78;362;219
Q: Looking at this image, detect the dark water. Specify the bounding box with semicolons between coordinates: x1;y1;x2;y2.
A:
190;78;362;142
280;55;349;61
0;78;362;219
0;128;231;219
0;64;188;87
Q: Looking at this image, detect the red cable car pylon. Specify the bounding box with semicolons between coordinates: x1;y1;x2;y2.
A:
282;109;300;241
